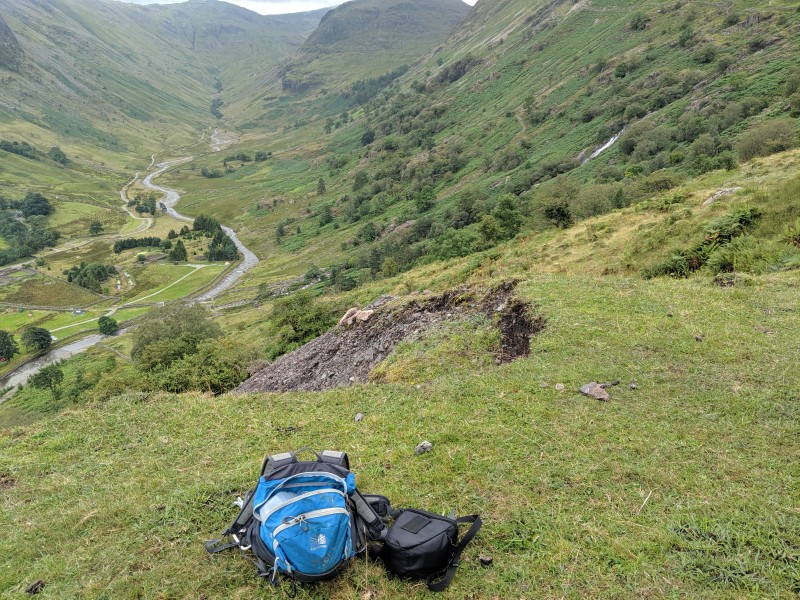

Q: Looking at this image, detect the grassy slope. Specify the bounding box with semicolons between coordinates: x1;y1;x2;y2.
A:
162;0;800;286
0;0;324;257
281;0;469;91
1;1;799;596
1;267;798;598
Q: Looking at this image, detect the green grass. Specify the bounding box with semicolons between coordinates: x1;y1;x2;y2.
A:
0;347;119;428
0;274;102;308
0;309;59;333
122;264;199;303
1;273;798;598
2;1;800;597
124;264;226;304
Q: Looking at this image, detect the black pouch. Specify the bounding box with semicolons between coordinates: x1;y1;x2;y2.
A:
380;508;482;592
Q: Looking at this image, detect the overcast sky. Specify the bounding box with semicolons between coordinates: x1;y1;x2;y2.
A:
113;0;478;16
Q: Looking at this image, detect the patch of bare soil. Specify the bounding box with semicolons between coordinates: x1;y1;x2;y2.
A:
235;281;544;393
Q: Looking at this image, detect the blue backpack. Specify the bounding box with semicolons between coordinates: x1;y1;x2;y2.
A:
206;449;388;587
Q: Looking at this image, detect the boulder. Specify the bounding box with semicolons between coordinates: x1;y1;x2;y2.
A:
338;307;375;327
338;307;359;326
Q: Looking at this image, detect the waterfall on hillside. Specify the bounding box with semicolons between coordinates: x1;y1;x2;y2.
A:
586;128;625;162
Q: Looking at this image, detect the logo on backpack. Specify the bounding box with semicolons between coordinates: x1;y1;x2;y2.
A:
310;533;327;551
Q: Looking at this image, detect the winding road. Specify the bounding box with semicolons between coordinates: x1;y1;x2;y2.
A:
140;158;259;301
2;146;260;391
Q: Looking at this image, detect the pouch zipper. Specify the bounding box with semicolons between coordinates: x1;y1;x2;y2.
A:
272;507;350;537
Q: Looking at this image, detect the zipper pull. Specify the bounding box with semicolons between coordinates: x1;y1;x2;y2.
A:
296;515;309;532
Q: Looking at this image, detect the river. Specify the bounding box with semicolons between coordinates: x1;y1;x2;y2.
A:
2;155;259;391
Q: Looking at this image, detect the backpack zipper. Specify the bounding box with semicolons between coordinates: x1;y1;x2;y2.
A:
254;471;348;518
272;507;350;537
256;487;346;523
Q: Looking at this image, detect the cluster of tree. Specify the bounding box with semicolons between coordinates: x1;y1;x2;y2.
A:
29;363;64;400
83;305;256;396
26;356;118;404
0;207;59;266
23;326;53;352
98;316;118;335
113;236;165;253
207;231;238;261
263;291;344;359
210;98;223;119
48;147;68;165
170;226;192;238
1;326;55;360
131;304;221;370
193;214;221;233
168;239;187;262
223;152;251;164
435;55;478;85
346;65;409;106
255;151;272;162
128;193;158;215
200;166;223;179
316;190;523;285
188;215;236;260
0;140;38;160
0;330;19;361
64;263;116;293
0;192;55;218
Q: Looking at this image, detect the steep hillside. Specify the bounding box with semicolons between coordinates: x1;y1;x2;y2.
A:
2;243;799;598
125;1;327;112
279;0;470;94
161;0;800;290
0;13;22;73
1;2;799;596
0;0;323;158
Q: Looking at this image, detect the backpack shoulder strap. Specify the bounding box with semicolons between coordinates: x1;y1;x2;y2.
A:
205;489;256;553
260;451;297;476
426;515;482;592
319;449;349;469
352;491;400;541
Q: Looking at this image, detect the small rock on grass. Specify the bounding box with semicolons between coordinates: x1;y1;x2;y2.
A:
479;555;493;566
580;382;610;401
629;382;638;390
415;440;433;454
355;412;364;422
555;383;565;391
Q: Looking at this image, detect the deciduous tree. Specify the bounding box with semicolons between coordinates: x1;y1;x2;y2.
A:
22;326;52;352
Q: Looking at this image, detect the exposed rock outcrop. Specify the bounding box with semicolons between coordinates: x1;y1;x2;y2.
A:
235;281;544;394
